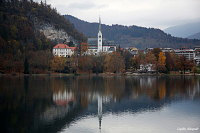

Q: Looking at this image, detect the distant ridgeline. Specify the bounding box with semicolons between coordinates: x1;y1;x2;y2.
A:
0;0;86;73
64;15;200;49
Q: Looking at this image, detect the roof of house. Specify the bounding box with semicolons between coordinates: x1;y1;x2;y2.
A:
53;44;69;49
174;49;194;52
129;47;138;51
70;47;76;50
53;44;76;50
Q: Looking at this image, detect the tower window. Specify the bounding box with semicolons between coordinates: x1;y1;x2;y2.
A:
99;35;101;38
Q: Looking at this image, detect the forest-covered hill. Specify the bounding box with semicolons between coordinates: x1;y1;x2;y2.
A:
0;0;86;73
64;15;200;49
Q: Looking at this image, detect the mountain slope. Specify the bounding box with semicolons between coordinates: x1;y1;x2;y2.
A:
0;0;86;73
164;22;200;38
188;32;200;40
64;15;200;49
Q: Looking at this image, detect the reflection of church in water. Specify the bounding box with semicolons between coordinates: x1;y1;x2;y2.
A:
52;90;105;131
98;95;103;131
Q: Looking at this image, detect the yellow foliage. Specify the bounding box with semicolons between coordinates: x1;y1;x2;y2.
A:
158;52;166;65
50;56;66;72
104;52;125;73
157;52;166;72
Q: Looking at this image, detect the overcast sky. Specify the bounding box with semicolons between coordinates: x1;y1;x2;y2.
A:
36;0;200;29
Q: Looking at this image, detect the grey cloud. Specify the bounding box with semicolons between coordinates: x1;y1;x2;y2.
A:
68;2;95;10
33;0;200;29
67;1;107;10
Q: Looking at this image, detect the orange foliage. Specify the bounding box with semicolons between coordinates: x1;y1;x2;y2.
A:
157;52;166;72
104;52;125;73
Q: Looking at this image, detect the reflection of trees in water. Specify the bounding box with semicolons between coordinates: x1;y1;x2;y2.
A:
165;76;200;99
124;76;200;100
47;75;200;128
49;76;200;105
0;76;53;133
104;77;126;100
1;76;200;132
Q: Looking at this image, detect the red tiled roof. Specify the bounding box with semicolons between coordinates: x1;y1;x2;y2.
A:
70;47;76;50
53;44;70;49
53;44;76;51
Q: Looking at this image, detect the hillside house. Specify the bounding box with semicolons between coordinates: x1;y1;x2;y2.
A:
53;44;76;57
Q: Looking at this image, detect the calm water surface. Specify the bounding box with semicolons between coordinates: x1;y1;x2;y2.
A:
0;75;200;133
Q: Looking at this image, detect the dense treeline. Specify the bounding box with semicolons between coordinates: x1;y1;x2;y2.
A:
49;47;197;74
131;48;196;74
65;15;200;49
0;0;86;74
50;51;125;74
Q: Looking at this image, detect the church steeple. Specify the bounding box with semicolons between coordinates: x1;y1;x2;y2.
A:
97;16;103;52
99;17;101;32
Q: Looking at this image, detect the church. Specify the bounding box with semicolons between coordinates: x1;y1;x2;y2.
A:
86;17;117;55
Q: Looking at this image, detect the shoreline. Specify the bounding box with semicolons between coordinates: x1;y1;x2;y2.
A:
0;73;200;77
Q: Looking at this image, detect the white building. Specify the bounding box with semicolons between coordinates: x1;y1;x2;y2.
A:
146;48;174;53
194;47;200;65
53;44;76;57
174;48;195;60
87;17;117;55
139;64;155;73
160;48;174;53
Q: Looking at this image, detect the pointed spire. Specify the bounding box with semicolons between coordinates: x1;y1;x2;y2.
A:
99;16;101;32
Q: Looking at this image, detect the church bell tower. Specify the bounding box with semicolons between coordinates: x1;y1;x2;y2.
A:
98;17;103;52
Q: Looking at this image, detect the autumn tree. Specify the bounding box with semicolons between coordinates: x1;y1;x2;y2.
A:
157;52;166;72
28;50;52;73
131;52;145;70
131;56;140;70
145;52;157;65
104;52;125;73
68;55;78;73
92;54;105;74
165;52;179;72
192;66;198;75
80;43;88;56
152;48;162;60
176;56;194;74
50;56;66;73
121;50;133;70
78;55;93;73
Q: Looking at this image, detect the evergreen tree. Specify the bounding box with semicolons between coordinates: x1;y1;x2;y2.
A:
24;58;29;74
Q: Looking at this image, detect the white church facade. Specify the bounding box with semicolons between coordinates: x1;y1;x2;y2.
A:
87;17;117;55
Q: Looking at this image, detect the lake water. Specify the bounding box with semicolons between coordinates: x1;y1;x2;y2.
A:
0;75;200;133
